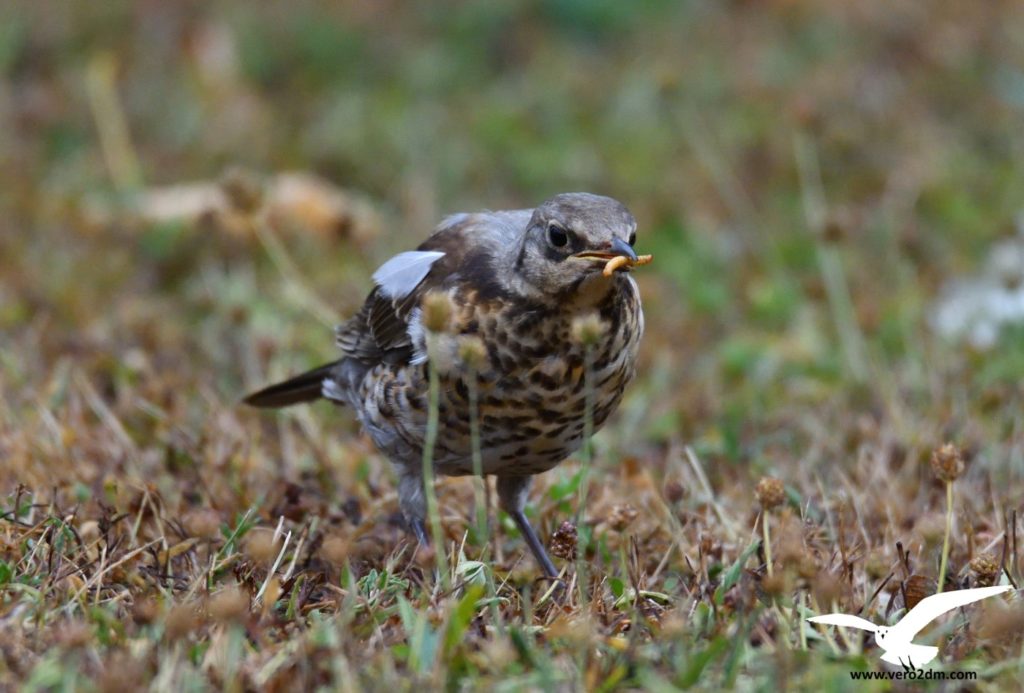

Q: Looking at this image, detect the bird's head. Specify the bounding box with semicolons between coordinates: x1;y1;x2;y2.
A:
875;627;889;645
516;193;639;300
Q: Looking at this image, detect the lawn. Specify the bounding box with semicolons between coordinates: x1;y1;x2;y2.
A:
2;1;1024;690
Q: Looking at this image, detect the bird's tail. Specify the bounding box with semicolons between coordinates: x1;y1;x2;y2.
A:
243;361;340;408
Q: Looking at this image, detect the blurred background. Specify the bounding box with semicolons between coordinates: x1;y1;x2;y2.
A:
5;0;1024;448
3;0;1024;687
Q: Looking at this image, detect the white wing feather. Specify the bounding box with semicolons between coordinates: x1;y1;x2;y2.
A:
807;614;879;632
372;251;445;299
891;585;1013;640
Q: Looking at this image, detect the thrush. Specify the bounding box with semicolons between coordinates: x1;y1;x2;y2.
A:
245;192;646;577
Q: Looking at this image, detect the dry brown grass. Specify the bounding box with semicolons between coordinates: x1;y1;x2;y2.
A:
4;1;1024;689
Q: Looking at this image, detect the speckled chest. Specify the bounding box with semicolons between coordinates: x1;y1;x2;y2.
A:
356;277;643;476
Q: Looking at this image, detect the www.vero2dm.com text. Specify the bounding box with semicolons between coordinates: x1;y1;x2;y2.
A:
850;669;978;682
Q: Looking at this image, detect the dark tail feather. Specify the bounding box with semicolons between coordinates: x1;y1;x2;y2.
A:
243;361;340;408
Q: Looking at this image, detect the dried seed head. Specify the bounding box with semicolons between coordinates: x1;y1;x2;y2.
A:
607;504;639;532
916;512;947;543
320;534;350;567
811;572;844;608
822;213;847;244
263;577;282;608
760;571;789;598
550;520;578;560
131;597;160;626
97;652;146;693
164;603;201;641
58;620;93;650
930;443;965;483
457;334;487;369
220;166;265;214
570;312;607;346
755;476;785;511
657;611;687;637
423;331;460;374
183;507;222;539
79;520;100;543
970;553;1001;587
864;551;889;580
976;600;1024;641
243;529;281;565
480;637;516;669
413;543;437;570
421;291;455;333
547;615;595;645
207;585;250;624
797;556;819;580
775;522;805;567
663;480;685;504
703;535;726;561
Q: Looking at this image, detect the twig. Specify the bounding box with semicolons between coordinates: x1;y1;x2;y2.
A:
937;481;953;593
794;132;869;383
251;213;340;328
684;446;738;541
85;53;143;192
422;333;450;590
70;539;161;603
256;529;292;601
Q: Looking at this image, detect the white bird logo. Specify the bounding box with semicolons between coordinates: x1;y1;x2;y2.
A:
807;585;1013;668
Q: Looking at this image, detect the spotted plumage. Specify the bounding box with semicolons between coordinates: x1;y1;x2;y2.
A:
245;193;645;577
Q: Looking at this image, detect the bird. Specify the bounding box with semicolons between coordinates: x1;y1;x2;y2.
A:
807;585;1013;668
244;192;646;577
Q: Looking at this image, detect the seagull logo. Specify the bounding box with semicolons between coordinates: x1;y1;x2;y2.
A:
807;585;1012;668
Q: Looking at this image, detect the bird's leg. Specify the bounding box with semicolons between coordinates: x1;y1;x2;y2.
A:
410;517;429;546
398;470;430;547
496;476;560;580
511;509;559;580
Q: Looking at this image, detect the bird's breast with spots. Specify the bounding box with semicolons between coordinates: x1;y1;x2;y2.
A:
359;280;643;476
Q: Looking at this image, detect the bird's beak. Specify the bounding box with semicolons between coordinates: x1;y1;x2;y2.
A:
609;237;639;262
572;237;639;268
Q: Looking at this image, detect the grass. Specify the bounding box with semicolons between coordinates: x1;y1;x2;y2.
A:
3;1;1024;690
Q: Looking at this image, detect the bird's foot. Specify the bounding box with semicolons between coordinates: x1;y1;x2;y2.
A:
409;517;429;546
509;509;561;579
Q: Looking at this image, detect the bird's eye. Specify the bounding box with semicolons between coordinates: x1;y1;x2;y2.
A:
547;225;569;248
628;231;637;246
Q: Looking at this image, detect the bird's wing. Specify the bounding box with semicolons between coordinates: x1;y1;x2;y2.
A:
806;614;879;632
372;251;446;300
335;256;447;363
891;585;1013;641
335;212;512;363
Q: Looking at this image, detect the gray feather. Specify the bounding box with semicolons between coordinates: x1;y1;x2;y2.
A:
372;251;446;299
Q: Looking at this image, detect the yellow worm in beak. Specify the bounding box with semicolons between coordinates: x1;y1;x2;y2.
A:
603;254;653;277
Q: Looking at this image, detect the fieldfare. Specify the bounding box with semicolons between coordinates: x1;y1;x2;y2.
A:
245;192;647;577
